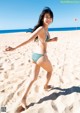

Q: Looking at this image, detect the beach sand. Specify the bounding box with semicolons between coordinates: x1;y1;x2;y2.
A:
0;30;80;113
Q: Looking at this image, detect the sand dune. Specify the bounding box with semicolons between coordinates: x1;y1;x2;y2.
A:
0;31;80;113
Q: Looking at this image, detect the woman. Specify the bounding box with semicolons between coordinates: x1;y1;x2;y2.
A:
5;7;58;110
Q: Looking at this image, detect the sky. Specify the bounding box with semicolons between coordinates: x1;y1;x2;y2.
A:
0;0;80;30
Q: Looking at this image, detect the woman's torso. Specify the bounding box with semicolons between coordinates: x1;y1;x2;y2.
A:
33;29;49;54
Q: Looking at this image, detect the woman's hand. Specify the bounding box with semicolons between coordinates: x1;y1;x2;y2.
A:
52;37;58;41
5;46;15;51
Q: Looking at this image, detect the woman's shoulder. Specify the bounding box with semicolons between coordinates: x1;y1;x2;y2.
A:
33;26;44;36
36;26;44;32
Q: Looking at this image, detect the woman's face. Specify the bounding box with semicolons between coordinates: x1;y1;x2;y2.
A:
43;13;53;26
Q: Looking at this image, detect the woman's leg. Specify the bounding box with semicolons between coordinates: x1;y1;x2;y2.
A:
37;55;53;90
41;60;53;90
22;63;40;107
44;71;52;90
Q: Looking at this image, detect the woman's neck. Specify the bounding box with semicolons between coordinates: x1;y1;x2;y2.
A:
43;26;48;32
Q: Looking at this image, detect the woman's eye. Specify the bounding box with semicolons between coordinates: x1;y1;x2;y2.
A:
46;16;51;19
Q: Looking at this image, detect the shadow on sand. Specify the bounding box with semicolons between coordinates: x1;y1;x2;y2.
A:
27;86;80;108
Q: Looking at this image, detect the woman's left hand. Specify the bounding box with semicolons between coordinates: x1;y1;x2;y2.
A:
52;37;58;41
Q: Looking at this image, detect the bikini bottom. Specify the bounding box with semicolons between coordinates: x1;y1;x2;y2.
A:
32;53;44;62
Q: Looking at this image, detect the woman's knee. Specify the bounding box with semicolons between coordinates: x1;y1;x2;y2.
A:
48;67;53;75
49;65;53;73
48;70;52;75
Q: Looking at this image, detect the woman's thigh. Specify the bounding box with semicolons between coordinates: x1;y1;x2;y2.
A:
36;55;53;72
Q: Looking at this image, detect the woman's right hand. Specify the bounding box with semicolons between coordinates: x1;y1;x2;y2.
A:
5;46;15;51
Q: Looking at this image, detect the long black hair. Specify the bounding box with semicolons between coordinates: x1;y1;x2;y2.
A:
32;7;53;41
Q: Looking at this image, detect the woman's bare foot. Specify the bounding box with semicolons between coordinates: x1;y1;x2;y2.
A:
16;98;27;113
44;85;53;91
16;105;25;113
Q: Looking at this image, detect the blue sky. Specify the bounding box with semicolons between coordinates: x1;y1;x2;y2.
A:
0;0;80;30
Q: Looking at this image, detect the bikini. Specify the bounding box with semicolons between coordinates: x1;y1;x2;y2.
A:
32;35;50;62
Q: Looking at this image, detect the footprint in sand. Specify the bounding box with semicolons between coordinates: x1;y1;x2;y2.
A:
38;108;45;113
51;101;58;113
34;85;39;93
64;104;73;113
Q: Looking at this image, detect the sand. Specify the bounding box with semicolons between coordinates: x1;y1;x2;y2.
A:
0;30;80;113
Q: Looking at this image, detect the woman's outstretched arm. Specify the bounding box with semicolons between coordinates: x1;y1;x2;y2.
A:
5;27;43;51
